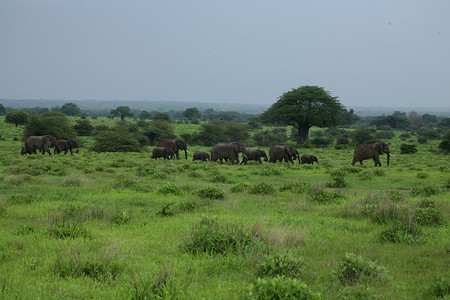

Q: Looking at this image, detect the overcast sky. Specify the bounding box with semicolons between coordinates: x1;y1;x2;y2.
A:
1;1;449;108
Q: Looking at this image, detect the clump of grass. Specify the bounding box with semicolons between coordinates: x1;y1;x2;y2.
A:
258;165;282;176
197;186;225;200
257;253;304;278
8;194;44;205
326;173;348;188
411;185;441;197
414;207;444;226
247;276;318;300
61;177;83;187
380;220;423;244
111;210;131;225
2;174;33;186
424;277;450;299
153;171;168;180
230;182;251;193
210;173;231;183
335;252;387;285
15;225;36;235
47;222;90;239
181;217;255;255
131;267;181;300
249;182;276;195
279;182;308;193
113;176;137;189
156;183;181;195
416;172;429;179
308;186;344;204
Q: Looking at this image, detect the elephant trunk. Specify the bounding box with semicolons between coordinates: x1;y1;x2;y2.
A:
184;149;188;159
387;152;390;166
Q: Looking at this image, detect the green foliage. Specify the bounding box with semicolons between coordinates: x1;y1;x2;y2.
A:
111;210;132;225
8;193;44;205
425;277;450;299
335;253;386;285
253;127;288;146
279;182;307;193
414;207;444;226
416;171;429;179
310;136;333;148
257;253;304;278
352;126;376;145
399;132;412;141
380;220;423;244
375;130;395;140
197;186;225;199
142;120;175;145
74;119;94;136
247;276;318;300
400;144;418;154
326;170;348;188
411;185;441;197
183;107;201;120
23;113;76;139
260;85;342;144
92;130;141;152
230;182;251;193
193;120;250;146
110;106;133;120
249;182;276;195
370;114;412;129
5;110;29;127
60;103;81;116
309;186;344;203
181;217;255;255
438;131;450;153
131;268;181;299
47;222;90;239
156;183;181;195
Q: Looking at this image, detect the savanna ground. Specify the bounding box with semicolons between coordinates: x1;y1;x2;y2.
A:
0;117;449;299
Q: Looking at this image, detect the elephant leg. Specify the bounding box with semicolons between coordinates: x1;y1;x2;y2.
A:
70;148;74;156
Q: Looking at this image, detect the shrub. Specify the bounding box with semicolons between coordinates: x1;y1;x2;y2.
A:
92;130;141;152
230;182;251;193
197;186;225;200
111;210;131;225
416;172;429;179
326;172;348;188
113;176;137;189
425;277;450;299
47;222;90;239
257;253;304;278
279;182;307;193
411;185;441;197
259;165;282;176
181;217;254;255
380;220;422;244
417;136;428;144
8;194;44;205
247;276;318;300
399;132;412;140
249;182;276;195
400;144;418;154
308;186;344;204
24;113;76;139
438;131;450;153
414;207;444;226
375;130;395;140
156;183;181;195
310;137;332;148
131;268;181;300
74;119;94;136
335;253;386;285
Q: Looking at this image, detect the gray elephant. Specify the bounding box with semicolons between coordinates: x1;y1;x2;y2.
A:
54;139;79;156
269;145;299;164
21;146;35;155
193;151;210;162
24;135;57;155
157;138;188;159
211;142;246;164
152;147;175;160
352;142;390;167
301;154;319;165
240;149;268;165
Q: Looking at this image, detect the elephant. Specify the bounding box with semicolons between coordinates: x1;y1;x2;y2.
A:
352;142;390;167
269;145;299;164
54;140;79;156
157;138;188;159
193;151;210;162
152;147;175;160
240;149;268;165
211;142;246;164
301;154;319;165
21;146;35;155
24;135;57;155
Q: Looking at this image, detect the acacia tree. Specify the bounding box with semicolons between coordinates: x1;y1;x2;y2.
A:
111;106;133;121
259;86;342;144
5;110;29;127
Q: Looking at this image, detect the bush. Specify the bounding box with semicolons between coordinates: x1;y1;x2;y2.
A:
438;131;450;153
156;183;181;195
279;182;307;193
400;144;418;154
425;277;450;299
197;186;225;200
181;217;255;255
417;136;428;144
92;130;141;152
310;137;333;148
335;253;386;285
247;276;318;300
8;193;44;205
415;207;444;226
74;119;94;136
399;132;412;140
230;182;251;193
257;253;304;278
352;127;376;145
326;171;348;188
249;182;276;195
375;130;395;140
131;268;181;300
47;222;90;239
380;220;422;244
309;186;344;203
416;172;429;179
24;113;77;139
111;210;131;225
411;185;441;197
253;128;288;146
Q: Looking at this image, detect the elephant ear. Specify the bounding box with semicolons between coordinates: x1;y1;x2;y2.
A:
284;146;291;155
378;142;385;154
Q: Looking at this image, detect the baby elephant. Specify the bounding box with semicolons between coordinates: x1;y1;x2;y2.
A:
240;149;268;165
301;154;319;165
193;151;210;162
152;147;174;160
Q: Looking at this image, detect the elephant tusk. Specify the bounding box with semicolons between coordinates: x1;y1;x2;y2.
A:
388;154;395;156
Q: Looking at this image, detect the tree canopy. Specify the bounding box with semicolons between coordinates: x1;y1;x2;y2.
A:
259;86;342;144
110;106;133;121
23;113;76;139
61;102;81;116
5;110;29;127
183;107;201;121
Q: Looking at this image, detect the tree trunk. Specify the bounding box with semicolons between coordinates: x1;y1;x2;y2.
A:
297;126;310;145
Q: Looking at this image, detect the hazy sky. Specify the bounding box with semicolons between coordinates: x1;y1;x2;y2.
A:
1;1;449;108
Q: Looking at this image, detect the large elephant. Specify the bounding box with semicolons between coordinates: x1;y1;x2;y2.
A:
193;151;210;162
157;138;188;159
352;142;390;167
211;142;246;164
301;154;319;165
152;147;175;160
54;139;79;156
21;146;35;155
240;149;268;165
24;135;57;155
269;145;299;164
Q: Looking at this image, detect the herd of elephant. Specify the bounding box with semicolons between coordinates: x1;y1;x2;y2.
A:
152;139;391;167
20;135;80;156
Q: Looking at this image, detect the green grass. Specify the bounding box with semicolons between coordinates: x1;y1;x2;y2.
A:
0;117;449;299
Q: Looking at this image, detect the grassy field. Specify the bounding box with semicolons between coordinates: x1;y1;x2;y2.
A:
0;118;448;299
